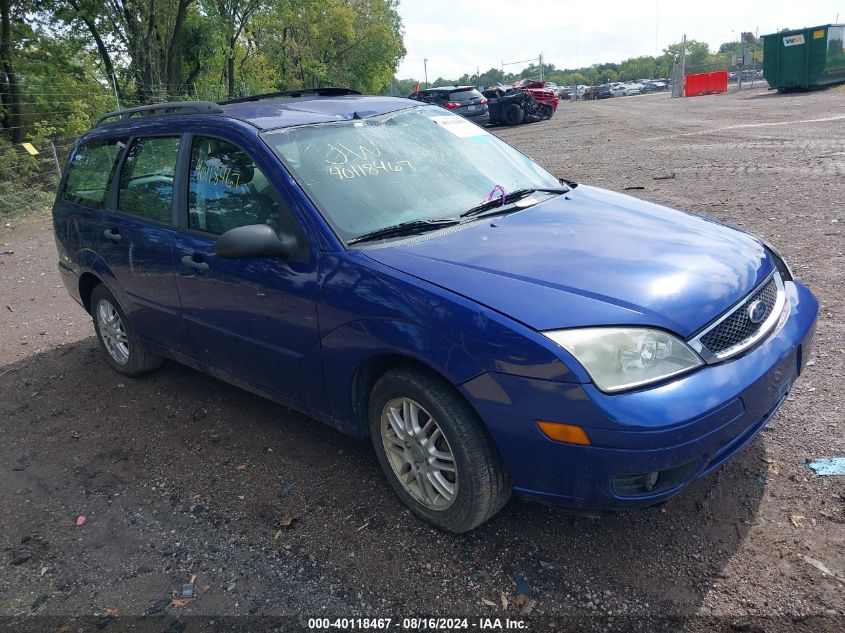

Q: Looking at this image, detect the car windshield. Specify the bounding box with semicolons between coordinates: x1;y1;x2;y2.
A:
262;105;559;244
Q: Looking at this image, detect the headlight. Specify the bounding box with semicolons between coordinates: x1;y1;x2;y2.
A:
543;327;703;393
749;232;793;281
760;240;793;281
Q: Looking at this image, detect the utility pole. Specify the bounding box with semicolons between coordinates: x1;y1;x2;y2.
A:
539;52;544;82
574;23;580;101
423;58;428;88
655;0;659;53
738;33;745;90
679;34;687;97
750;29;758;88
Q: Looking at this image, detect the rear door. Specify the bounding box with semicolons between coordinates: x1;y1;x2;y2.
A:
171;134;325;410
98;135;184;353
53;137;127;271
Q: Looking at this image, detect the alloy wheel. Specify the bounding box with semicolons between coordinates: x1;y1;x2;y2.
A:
380;397;458;510
96;299;130;365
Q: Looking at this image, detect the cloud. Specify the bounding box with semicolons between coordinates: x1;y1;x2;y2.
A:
396;0;843;78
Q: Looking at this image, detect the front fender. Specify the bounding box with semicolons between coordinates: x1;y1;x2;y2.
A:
320;317;483;431
317;252;581;435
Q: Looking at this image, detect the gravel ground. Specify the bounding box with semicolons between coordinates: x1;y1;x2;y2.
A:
1;87;843;632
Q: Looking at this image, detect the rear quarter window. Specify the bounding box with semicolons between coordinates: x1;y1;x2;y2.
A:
63;138;127;209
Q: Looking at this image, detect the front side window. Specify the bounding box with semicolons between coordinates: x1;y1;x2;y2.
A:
188;137;291;236
263;105;559;243
118;136;181;223
63;138;126;209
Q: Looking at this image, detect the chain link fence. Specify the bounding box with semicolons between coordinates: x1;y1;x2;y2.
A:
0;80;243;219
0;137;78;217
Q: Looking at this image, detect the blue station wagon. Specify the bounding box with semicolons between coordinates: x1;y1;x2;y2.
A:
52;89;818;532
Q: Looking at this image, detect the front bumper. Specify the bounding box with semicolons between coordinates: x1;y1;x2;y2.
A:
460;280;818;510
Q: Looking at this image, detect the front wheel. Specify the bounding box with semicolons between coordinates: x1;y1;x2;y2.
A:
91;284;162;376
369;367;511;533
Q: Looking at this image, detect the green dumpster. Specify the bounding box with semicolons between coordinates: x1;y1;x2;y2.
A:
762;24;845;91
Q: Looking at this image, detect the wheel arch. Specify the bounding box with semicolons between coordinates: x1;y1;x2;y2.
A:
78;271;103;314
351;353;464;438
320;317;487;438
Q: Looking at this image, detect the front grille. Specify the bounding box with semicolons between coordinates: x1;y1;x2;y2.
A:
700;275;779;355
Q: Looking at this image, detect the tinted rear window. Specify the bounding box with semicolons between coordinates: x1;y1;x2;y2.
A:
449;88;483;102
63;138;126;209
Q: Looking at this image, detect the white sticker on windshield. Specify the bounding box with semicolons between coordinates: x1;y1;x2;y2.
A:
429;115;489;138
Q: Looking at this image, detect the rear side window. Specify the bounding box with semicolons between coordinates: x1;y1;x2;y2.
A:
117;136;181;223
63;138;126;209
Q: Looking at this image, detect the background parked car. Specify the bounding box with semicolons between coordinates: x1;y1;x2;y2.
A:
640;81;667;93
408;86;489;125
583;84;613;100
543;81;571;100
482;86;542;125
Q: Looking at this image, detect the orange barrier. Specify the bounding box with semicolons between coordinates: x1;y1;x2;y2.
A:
684;71;728;97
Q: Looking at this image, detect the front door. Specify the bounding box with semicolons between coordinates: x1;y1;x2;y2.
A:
172;135;325;411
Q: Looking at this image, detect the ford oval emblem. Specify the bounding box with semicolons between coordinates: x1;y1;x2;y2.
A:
747;300;767;324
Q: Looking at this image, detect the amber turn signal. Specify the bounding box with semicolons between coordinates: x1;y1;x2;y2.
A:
535;421;591;445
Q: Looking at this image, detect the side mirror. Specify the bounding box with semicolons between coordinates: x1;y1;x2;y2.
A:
214;224;296;260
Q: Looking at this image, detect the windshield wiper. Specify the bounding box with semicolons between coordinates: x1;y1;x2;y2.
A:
459;187;569;219
347;218;461;245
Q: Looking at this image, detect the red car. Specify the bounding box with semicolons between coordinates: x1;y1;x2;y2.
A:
509;79;559;119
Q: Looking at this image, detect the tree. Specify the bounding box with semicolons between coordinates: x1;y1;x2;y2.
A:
718;41;742;54
57;0;123;101
0;0;22;142
51;0;199;100
258;0;403;93
663;39;711;71
618;55;657;80
205;0;263;99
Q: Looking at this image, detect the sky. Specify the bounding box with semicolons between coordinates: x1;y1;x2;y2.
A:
395;0;845;79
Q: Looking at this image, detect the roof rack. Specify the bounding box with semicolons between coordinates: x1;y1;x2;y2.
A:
219;87;362;105
96;101;225;127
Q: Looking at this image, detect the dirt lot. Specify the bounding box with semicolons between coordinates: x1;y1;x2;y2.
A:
1;87;844;631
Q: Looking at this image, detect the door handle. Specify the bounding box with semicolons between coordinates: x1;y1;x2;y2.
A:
181;255;210;272
103;228;122;242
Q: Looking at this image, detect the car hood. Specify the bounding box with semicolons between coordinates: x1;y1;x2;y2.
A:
363;185;772;337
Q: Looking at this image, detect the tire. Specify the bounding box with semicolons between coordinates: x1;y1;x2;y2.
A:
368;366;511;533
90;284;162;376
539;104;553;120
502;103;524;126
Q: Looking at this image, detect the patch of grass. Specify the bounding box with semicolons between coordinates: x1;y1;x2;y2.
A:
0;182;55;218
